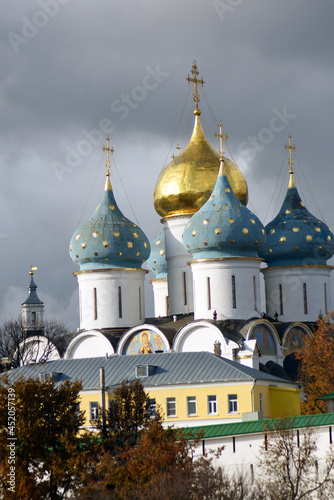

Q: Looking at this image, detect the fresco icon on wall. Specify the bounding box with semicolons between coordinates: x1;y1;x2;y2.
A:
139;330;154;354
123;329;167;355
283;327;307;356
127;335;139;355
250;324;277;355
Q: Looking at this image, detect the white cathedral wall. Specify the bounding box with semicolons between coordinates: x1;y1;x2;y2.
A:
150;278;168;317
76;268;147;330
262;265;332;322
190;259;263;321
162;215;193;315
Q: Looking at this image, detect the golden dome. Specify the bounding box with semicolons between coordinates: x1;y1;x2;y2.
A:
153;113;248;218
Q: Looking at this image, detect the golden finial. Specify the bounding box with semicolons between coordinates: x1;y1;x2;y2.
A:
30;266;38;276
284;133;296;188
176;144;181;156
171;153;175;160
214;121;229;177
186;61;205;115
102;136;114;177
102;137;114;191
214;121;229;159
284;133;296;175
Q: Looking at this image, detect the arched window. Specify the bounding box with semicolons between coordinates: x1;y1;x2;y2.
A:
231;275;236;309
207;277;211;310
139;287;142;321
324;283;328;314
31;311;36;325
183;272;187;306
253;276;257;310
94;288;97;320
303;283;308;315
279;284;283;315
118;286;122;318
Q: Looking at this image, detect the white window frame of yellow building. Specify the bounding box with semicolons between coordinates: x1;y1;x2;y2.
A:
90;401;99;421
148;398;156;417
228;394;238;414
166;397;176;417
208;395;217;415
187;396;197;416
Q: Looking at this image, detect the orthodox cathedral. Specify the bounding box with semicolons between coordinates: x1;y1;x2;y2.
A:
19;62;334;379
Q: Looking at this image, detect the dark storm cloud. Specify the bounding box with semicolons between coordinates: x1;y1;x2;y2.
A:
0;0;334;326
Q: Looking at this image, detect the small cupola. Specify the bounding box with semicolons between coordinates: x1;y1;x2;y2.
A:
21;267;44;333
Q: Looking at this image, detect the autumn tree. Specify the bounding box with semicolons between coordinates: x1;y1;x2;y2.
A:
296;313;334;414
79;380;193;498
0;317;69;367
80;416;262;500
95;379;156;451
257;418;334;499
0;375;94;499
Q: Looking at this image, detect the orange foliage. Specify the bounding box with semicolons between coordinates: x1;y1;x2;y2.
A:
296;313;334;414
84;419;201;499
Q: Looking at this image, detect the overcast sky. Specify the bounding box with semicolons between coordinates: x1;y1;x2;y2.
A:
1;0;334;330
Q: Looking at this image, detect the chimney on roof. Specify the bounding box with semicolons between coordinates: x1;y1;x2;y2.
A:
214;341;221;357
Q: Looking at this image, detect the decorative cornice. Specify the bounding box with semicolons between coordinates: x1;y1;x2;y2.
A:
261;264;334;272
187;257;264;265
73;268;148;276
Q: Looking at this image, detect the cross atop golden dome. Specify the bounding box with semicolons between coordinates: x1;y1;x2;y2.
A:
214;121;229;159
153;63;248;218
186;61;205;115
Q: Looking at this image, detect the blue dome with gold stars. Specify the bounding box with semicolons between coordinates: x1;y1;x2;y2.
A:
146;231;167;279
183;159;265;259
69;144;150;271
259;172;334;267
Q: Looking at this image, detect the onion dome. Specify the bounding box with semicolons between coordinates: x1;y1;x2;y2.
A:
259;135;334;267
22;268;43;306
183;124;265;259
153;62;248;218
69;140;150;271
146;231;167;279
259;171;334;267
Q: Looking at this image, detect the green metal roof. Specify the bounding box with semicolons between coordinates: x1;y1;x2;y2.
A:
187;413;334;439
318;392;334;401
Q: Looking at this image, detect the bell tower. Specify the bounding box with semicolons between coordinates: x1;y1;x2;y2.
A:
21;267;44;335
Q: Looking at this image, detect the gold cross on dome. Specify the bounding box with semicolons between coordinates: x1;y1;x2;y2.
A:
102;137;114;176
176;144;181;156
186;61;205;112
214;121;229;159
284;133;296;174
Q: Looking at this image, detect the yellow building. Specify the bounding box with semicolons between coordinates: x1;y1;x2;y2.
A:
6;351;300;428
